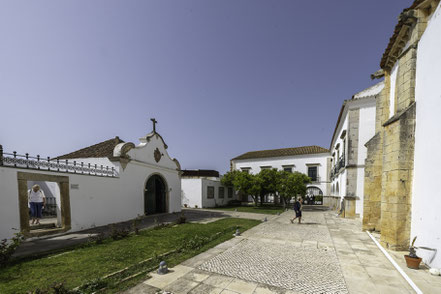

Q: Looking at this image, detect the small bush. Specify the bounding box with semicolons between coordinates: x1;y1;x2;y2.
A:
132;217;141;235
0;231;24;267
175;212;186;224
51;282;70;294
78;278;107;293
88;232;106;245
110;225;130;240
180;235;210;251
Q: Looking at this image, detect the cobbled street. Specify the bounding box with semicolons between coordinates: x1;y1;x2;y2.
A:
126;210;416;294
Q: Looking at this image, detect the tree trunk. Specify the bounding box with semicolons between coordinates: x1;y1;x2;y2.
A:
252;196;258;206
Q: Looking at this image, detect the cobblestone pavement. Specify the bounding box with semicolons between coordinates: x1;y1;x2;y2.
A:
125;210;418;294
199;212;347;294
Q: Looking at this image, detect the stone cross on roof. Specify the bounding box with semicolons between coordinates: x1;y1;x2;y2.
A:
150;118;158;133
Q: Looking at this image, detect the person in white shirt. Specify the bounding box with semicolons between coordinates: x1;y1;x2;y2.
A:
28;185;46;225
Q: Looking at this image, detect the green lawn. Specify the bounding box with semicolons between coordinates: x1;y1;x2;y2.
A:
209;205;286;215
0;218;260;294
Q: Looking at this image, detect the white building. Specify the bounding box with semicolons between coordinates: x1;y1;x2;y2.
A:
181;170;236;208
230;146;331;203
0;127;182;240
329;82;383;217
411;0;441;269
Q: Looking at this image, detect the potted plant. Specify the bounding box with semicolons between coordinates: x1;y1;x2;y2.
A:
404;236;422;269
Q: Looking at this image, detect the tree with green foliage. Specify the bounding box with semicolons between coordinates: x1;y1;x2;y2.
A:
221;170;261;205
257;168;279;205
277;171;311;207
220;170;239;187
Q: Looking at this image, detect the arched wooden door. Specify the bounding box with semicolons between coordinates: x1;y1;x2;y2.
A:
144;175;166;214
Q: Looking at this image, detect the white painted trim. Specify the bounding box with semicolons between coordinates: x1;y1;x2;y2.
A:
366;231;423;294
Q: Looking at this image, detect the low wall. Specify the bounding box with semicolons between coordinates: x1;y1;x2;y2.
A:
0;162;181;240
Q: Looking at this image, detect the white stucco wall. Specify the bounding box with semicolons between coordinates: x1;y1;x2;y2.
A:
389;63;398;118
358;106;376;164
330;90;377;217
232;153;330;195
181;178;202;208
181;178;236;208
411;2;441;269
0;133;182;240
201;178;233;208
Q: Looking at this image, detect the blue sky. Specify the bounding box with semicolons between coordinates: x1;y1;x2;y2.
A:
0;0;411;173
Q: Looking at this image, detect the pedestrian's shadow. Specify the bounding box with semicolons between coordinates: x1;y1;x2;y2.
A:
300;222;320;225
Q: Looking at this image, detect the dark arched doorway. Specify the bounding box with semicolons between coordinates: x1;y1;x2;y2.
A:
144;175;167;214
305;186;324;205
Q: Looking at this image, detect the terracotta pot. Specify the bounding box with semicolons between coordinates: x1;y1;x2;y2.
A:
404;255;422;269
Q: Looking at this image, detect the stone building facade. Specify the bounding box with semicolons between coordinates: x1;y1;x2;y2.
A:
363;0;440;250
330;82;381;218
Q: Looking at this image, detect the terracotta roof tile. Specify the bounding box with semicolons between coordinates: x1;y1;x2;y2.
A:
232;146;329;161
57;136;124;159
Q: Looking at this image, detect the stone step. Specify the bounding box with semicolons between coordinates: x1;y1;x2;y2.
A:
30;223;57;230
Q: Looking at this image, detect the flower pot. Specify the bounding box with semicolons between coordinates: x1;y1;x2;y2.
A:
404;255;422;269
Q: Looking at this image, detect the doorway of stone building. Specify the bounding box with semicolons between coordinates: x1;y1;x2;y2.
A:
144;174;167;215
27;181;61;231
18;172;71;237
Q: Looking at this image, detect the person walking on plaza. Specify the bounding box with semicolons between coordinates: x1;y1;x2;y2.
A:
28;184;46;225
290;197;303;224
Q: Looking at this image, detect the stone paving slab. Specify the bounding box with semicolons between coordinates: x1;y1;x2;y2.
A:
199;239;348;294
125;210;430;294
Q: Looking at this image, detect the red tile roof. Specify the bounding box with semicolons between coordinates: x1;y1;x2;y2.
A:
232;146;329;161
57;136;124;159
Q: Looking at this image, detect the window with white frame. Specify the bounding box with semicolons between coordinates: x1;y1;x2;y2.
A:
282;165;294;173
307;165;319;182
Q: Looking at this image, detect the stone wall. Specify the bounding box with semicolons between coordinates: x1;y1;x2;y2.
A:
362;4;429;250
380;103;415;250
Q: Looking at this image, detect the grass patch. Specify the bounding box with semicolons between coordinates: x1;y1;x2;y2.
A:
209;205;285;215
0;218;260;294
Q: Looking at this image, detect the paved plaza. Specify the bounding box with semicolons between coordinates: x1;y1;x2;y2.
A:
124;210;421;294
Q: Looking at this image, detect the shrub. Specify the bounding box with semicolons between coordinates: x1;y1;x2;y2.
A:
78;278;107;293
110;225;130;240
132;217;141;235
88;232;106;245
175;212;186;224
0;231;24;267
179;235;210;251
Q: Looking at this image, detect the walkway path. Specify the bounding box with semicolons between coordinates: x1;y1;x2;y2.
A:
125;210;416;294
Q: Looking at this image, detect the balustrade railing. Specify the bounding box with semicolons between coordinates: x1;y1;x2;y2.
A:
0;145;117;177
330;156;346;180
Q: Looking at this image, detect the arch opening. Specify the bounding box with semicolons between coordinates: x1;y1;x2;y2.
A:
144;174;167;214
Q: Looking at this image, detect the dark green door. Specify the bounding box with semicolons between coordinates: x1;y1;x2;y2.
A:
144;175;166;214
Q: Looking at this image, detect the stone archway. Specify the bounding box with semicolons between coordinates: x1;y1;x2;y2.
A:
144;174;168;214
17;172;71;237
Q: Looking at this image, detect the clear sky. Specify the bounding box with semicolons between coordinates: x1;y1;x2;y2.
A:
0;0;411;174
